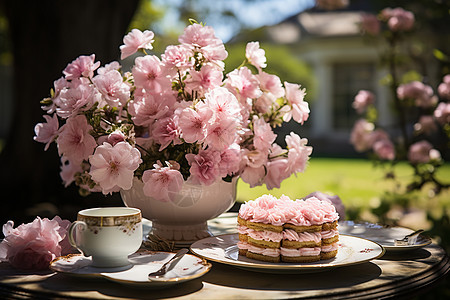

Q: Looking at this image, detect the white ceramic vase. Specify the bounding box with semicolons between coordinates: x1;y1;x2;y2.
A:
120;177;237;246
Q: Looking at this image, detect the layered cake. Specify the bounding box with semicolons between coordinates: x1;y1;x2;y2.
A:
237;194;340;263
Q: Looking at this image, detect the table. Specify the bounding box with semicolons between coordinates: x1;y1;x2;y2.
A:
1;213;449;299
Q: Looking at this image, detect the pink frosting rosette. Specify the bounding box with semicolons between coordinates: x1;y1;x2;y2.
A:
299;197;326;225
255;194;278;210
250;206;270;223
286;207;312;226
238;202;253;220
266;206;288;226
305;191;344;220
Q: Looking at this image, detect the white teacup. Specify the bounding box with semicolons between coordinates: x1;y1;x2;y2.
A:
68;207;142;267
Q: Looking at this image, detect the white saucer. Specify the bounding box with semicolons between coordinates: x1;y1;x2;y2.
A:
339;221;432;252
50;250;211;288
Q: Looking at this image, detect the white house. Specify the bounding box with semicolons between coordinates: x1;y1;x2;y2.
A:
265;10;393;155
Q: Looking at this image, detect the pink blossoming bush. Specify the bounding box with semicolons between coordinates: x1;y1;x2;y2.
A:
0;216;71;270
34;22;312;202
352;6;449;196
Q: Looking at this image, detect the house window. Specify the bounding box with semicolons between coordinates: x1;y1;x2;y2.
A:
332;62;375;130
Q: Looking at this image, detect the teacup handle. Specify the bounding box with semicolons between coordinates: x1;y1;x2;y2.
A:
68;221;90;257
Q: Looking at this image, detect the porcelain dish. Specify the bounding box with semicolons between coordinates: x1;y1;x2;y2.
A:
190;234;384;274
50;250;211;288
338;221;432;252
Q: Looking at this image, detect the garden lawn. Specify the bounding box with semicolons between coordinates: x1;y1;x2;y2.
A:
236;157;450;221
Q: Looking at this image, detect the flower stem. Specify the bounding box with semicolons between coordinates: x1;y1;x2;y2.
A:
388;35;409;156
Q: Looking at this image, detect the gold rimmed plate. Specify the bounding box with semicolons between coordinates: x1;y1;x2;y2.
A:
190;234;384;274
338;221;432;252
50;250;211;288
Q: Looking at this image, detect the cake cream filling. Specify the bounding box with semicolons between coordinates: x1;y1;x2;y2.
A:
321;242;338;252
283;229;322;243
237;241;280;257
321;229;339;239
280;247;321;257
238;225;283;242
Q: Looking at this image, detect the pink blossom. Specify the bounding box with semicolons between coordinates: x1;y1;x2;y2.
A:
106;130;127;146
240;164;265;188
241;149;268;170
253;117;276;152
284;82;309;124
89;142;142;194
60;157;82;187
120;29;155;60
0;216;71;270
42;77;70;114
132;55;171;93
434;102;450;125
414;115;437;134
407;140;440;164
257;72;285;98
353;90;375;114
179;23;217;47
97;61;121;75
56;81;99;118
438;75;450;100
57;115;97;164
151;116;182;150
186;65;224;96
93;70;130;107
63;54;100;80
369;129;390;146
226;67;262;101
201;42;228;63
161;44;193;69
129;90;176;126
34;114;59;151
178;107;212;143
380;7;414;32
246;42;267;69
373;138;395;160
186;149;221;185
205;116;238;151
265;156;290;189
350;119;375;152
254;94;275;114
142;162;184;202
178;23;228;63
217;145;241;177
202;87;241;121
285;132;312;174
397;81;437;108
360;13;380;35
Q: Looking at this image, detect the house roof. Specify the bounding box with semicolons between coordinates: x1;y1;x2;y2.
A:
266;11;364;44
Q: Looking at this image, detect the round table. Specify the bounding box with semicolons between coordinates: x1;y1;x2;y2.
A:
1;213;449;299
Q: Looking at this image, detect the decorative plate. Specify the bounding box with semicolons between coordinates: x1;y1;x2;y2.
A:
338;221;432;252
190;234;384;274
50;250;211;288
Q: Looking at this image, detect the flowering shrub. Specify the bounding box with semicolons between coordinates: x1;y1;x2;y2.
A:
353;8;449;195
0;216;71;270
34;22;312;201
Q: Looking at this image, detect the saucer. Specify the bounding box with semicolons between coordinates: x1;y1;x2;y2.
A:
50;250;211;288
339;221;432;252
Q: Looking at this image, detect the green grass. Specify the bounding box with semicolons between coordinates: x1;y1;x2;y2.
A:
236;157;450;221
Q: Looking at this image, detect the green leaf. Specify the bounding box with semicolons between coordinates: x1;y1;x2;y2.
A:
433;49;448;62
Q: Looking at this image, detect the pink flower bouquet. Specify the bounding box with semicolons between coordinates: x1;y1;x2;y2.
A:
34;22;312;202
0;216;71;270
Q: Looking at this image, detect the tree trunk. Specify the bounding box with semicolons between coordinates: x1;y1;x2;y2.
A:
1;0;139;229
